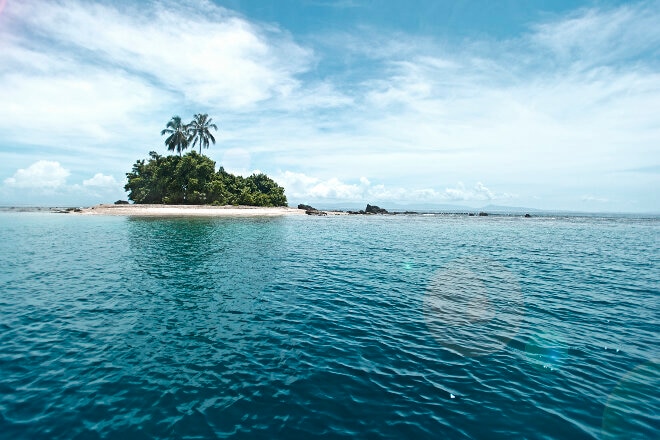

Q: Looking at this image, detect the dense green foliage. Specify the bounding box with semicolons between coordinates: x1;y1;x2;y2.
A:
124;151;287;206
126;114;283;206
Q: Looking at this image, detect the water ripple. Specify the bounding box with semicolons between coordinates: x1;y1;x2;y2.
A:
0;213;657;439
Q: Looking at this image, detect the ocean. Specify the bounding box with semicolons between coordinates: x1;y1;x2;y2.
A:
0;212;657;439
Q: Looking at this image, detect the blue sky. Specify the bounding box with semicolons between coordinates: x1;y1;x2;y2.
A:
0;0;658;212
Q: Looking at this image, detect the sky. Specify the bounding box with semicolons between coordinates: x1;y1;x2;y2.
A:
0;0;658;212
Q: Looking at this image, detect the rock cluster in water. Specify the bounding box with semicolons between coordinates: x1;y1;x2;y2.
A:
297;203;533;218
52;207;82;213
298;204;327;216
365;204;388;214
347;204;389;215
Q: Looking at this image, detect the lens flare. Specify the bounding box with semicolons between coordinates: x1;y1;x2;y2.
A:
423;256;524;357
521;331;569;371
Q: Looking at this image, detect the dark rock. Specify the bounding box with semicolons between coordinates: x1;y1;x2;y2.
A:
524;213;532;218
114;200;129;205
468;213;475;216
306;209;327;216
298;204;315;211
478;212;488;216
365;204;388;214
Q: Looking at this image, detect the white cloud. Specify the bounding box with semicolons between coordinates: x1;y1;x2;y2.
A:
307;177;363;199
530;2;660;66
0;0;658;212
0;70;164;148
276;171;512;204
277;171;363;200
0;0;321;155
82;173;118;188
444;182;505;201
270;81;353;111
4;161;70;189
5;0;312;110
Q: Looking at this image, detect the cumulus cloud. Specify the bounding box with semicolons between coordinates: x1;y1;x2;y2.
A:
82;173;118;188
4;161;70;188
277;171;364;200
444;182;497;201
276;171;512;204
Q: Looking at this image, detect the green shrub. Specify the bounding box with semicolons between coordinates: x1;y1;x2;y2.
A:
125;151;287;206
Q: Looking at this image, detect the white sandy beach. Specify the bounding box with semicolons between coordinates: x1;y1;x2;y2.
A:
78;204;307;217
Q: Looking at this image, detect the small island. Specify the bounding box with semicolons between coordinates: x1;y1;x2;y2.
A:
68;114;527;218
125;150;287;207
123;114;287;207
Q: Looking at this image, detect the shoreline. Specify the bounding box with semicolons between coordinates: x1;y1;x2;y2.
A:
2;205;653;219
77;204;308;217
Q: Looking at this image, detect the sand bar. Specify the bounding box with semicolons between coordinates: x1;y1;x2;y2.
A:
78;204;306;217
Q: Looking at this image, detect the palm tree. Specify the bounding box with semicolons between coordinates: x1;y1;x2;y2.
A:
161;116;189;156
188;113;218;155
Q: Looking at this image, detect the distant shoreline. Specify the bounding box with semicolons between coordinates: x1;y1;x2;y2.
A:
76;204;307;217
0;205;657;218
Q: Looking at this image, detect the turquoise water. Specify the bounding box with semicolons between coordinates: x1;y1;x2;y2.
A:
0;212;657;439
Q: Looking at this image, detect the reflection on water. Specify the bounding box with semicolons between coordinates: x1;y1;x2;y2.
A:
127;216;287;297
125;217;291;348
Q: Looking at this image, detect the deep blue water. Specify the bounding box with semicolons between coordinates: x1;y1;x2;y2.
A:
0;212;658;439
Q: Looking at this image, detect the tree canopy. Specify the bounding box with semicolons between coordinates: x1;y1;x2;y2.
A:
125;151;287;206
